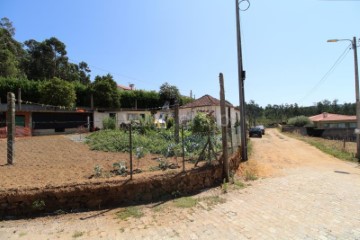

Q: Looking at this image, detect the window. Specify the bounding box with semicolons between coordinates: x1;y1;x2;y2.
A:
338;123;346;128
109;113;116;119
15;115;25;127
349;123;357;128
329;123;338;128
128;113;139;121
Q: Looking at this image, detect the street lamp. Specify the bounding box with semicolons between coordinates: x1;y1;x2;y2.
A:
235;0;249;161
327;37;360;161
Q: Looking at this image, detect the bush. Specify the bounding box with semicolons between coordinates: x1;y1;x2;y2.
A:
191;112;217;134
287;115;313;127
103;117;116;130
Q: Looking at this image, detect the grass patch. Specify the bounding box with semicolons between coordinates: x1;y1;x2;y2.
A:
200;196;226;207
115;206;144;220
233;180;246;189
284;132;357;162
244;169;258;181
173;197;198;208
72;231;84;238
19;232;27;237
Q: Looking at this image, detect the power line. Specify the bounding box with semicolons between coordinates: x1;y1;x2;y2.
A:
298;43;351;104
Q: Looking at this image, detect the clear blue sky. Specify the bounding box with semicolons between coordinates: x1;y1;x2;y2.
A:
1;0;359;107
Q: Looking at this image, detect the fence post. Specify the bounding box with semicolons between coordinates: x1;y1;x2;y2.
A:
174;99;179;143
7;92;15;165
129;124;133;180
219;73;229;182
181;125;185;172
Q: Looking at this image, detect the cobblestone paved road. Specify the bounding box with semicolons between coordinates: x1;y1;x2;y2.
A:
1;129;360;239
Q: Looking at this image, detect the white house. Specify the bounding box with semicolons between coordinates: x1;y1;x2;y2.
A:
93;109;151;129
179;95;240;128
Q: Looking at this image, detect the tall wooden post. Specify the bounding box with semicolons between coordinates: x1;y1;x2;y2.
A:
219;73;229;182
7;92;15;165
174;99;179;143
129;124;133;180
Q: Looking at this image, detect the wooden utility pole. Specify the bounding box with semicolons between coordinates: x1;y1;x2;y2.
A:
7;92;15;164
219;73;229;182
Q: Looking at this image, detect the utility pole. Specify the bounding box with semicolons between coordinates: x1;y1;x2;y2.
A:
352;37;360;161
328;36;360;161
235;0;248;161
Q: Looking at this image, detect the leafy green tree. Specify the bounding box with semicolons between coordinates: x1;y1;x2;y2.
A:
287;116;312;127
0;25;25;78
78;61;91;85
246;100;263;126
92;74;120;108
0;77;41;103
39;77;76;107
191;112;217;134
0;17;15;36
159;82;180;105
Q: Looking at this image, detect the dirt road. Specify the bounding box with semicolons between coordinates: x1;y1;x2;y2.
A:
1;129;360;239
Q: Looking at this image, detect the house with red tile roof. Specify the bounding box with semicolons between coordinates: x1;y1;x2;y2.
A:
309;112;357;129
179;94;240;128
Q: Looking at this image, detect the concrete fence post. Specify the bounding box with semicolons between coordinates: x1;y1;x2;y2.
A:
7;92;15;165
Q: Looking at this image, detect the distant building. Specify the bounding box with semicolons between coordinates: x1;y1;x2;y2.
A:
309;112;356;129
179;94;239;128
117;84;135;91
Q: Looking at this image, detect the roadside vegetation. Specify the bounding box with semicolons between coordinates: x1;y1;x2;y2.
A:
283;131;357;162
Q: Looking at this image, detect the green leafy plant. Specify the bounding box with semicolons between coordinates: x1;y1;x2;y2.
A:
103;117;116;130
113;161;127;176
244;170;258;181
32;199;45;211
222;178;228;193
94;165;103;178
287;115;313;127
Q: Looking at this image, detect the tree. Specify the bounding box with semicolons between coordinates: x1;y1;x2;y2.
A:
246;100;263;126
0;17;15;36
191;112;217;134
92;74;120;108
0;26;25;77
159;82;180;105
78;61;91;85
39;77;76;107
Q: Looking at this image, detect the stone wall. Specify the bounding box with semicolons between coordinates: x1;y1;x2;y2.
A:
0;164;227;218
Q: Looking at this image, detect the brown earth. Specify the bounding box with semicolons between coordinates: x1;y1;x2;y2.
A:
0;134;197;193
1;128;360;240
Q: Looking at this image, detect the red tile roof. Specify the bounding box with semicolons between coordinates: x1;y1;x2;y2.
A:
309;112;356;122
117;84;132;91
181;94;233;108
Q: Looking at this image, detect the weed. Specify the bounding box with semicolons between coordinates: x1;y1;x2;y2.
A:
233;180;246;189
119;228;125;233
171;190;182;198
19;232;27;237
54;209;66;215
113;161;127;176
173;197;198;208
72;231;84;238
200;196;226;208
93;165;103;178
115;207;144;220
32;199;45;211
244;170;258;181
222;178;228;193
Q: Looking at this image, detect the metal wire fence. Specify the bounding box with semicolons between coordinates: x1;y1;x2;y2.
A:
0;120;241;189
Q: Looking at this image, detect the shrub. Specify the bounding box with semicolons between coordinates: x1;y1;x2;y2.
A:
103;117;116;130
287;115;313;127
191;112;217;134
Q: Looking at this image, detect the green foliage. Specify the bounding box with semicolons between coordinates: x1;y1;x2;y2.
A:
222;178;228;193
173;197;198;208
0;77;41;103
113;161;127;176
115;207;144;220
72;231;84;238
93;165;103;178
191;112;217;134
92;74;120;108
159;82;180;105
244;170;258;181
103;117;116;130
39;77;76;107
32;199;45;211
287;115;312;127
119;90;161;109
